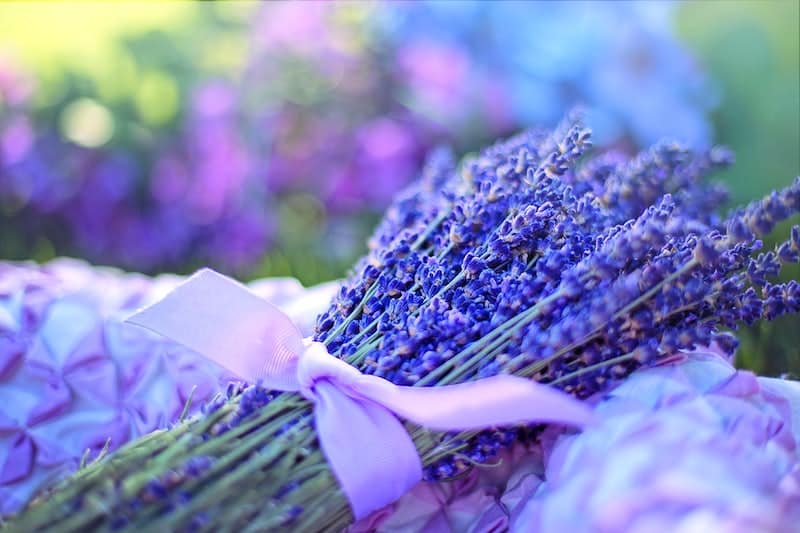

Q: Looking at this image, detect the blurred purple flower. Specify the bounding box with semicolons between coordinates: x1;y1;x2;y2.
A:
397;41;472;122
0;2;717;274
0;54;34;107
0;116;33;166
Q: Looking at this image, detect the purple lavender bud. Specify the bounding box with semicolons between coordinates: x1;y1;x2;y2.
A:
777;240;800;264
463;254;488;279
712;332;739;357
386;279;406;298
692;237;720;266
740;288;764;325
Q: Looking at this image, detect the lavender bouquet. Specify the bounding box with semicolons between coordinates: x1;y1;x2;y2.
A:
6;117;799;531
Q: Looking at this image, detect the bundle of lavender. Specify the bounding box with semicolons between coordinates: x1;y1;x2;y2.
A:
7;117;800;532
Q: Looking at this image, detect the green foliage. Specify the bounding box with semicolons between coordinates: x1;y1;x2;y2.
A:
678;0;800;376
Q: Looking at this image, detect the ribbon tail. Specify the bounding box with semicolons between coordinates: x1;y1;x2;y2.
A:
124;268;305;389
313;380;422;519
355;374;595;431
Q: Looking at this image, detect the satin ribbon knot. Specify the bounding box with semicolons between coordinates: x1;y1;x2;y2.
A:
295;341;361;398
126;269;594;519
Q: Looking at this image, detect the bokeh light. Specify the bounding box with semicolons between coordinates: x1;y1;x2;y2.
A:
60;98;114;148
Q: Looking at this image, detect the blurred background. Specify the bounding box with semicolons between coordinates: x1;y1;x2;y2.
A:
0;1;797;374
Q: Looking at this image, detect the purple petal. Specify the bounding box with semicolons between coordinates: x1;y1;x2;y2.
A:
65;358;118;406
63;325;107;374
0;433;34;485
81;412;131;456
33;435;72;467
26;380;72;427
0;337;25;381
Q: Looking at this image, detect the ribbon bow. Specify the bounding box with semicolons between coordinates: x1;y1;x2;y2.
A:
126;269;593;519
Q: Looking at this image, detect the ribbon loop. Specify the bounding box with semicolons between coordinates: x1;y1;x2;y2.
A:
312;381;421;519
126;269;594;520
126;268;305;391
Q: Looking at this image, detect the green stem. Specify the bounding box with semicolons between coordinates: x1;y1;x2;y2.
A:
549;352;637;386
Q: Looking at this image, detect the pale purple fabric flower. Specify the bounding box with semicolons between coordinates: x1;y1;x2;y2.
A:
0;258;337;516
517;351;800;532
348;441;548;533
352;350;800;532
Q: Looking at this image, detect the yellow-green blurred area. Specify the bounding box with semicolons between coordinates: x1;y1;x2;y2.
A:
0;1;250;100
677;0;799;206
0;1;253;129
0;1;797;375
674;1;800;376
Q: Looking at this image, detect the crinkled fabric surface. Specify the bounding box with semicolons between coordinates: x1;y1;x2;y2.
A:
0;258;338;515
352;351;800;533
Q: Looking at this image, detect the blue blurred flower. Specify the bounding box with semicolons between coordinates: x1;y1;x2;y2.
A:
380;1;715;146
